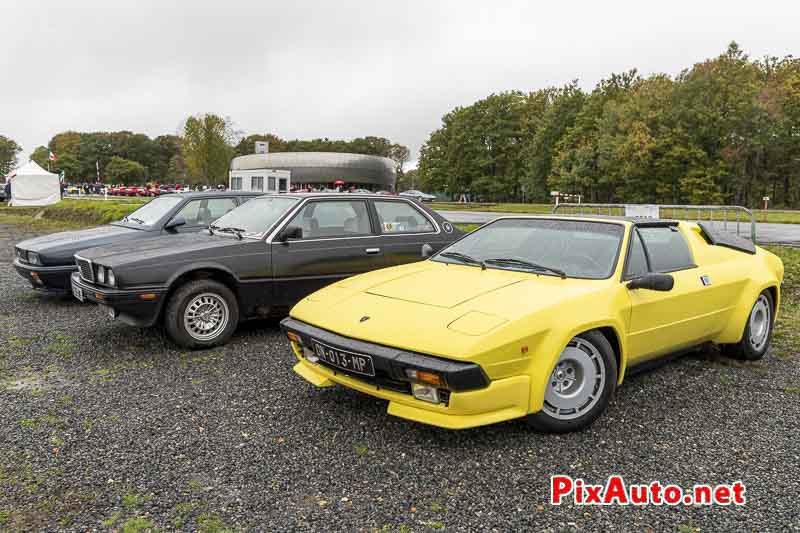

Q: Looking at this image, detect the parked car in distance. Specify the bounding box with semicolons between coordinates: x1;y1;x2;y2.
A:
399;190;436;202
13;192;257;293
71;193;462;348
282;216;783;433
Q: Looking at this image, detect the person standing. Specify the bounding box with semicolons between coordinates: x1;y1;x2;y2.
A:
4;178;11;206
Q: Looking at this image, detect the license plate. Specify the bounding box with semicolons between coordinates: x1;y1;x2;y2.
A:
311;340;375;377
72;284;84;302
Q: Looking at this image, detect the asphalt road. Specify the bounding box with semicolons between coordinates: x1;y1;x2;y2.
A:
2;225;799;531
438;210;800;245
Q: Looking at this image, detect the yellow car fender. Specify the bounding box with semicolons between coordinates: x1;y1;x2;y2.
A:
715;250;782;345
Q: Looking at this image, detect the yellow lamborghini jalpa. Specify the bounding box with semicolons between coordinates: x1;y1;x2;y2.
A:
281;216;784;432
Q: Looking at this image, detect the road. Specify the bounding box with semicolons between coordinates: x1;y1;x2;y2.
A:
437;210;800;245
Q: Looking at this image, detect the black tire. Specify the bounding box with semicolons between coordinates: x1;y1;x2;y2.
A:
164;279;240;349
526;330;617;433
721;290;774;361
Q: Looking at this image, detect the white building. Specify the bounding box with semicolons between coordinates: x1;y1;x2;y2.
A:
228;168;291;193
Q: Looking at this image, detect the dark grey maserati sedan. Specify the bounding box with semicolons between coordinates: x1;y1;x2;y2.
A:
70;193;462;348
13;192;257;293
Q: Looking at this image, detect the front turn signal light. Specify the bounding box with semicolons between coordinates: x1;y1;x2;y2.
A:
286;331;301;344
405;369;443;387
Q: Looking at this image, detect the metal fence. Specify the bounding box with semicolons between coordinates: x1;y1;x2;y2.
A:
552;203;757;242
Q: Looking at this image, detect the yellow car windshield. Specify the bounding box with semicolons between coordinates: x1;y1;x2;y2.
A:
433;218;624;279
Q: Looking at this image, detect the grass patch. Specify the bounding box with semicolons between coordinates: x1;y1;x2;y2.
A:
197;512;234;533
8;336;35;348
0;197;145;231
430;501;447;513
122;492;152;509
766;246;800;359
354;443;369;456
101;511;123;528
120;516;156;533
44;332;78;359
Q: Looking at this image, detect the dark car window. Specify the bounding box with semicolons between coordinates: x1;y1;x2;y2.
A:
121;195;183;226
212;196;300;238
638;226;694;272
288;200;372;239
625;230;649;279
374;200;435;234
172;198;238;227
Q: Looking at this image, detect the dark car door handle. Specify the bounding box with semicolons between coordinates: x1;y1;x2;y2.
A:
365;248;381;255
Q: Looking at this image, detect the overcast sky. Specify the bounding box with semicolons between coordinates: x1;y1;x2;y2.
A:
2;0;798;167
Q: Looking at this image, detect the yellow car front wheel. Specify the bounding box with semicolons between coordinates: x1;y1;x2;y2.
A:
526;330;617;433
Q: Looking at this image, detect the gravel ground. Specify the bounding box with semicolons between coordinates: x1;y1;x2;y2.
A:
1;225;799;532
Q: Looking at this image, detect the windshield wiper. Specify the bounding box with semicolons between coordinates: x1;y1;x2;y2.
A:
126;216;145;224
483;257;567;279
439;251;486;270
211;226;246;240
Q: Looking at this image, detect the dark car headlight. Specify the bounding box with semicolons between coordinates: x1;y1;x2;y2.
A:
15;248;28;262
28;252;42;266
95;265;117;287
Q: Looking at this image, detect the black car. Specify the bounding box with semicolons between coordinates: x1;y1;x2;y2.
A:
13;192;257;293
70;193;462;348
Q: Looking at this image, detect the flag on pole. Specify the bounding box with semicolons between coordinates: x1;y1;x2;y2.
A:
49;151;57;162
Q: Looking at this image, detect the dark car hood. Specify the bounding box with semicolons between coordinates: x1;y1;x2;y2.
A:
76;232;247;268
16;224;151;265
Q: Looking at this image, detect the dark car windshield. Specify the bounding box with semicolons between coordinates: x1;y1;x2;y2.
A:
118;195;184;226
432;218;624;279
210;196;300;238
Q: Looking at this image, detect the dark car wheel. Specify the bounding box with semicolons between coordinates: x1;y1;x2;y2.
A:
526;330;617;433
164;279;240;349
721;290;774;361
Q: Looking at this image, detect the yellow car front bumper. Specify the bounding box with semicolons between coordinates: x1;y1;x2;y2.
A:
293;357;531;430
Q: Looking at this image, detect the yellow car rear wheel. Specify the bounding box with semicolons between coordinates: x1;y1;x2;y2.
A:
526;330;617;433
722;290;774;361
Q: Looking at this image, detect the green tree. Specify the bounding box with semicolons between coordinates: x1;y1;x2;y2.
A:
234;133;288;156
389;143;410;183
30;146;50;169
181;113;236;185
105;156;146;184
0;135;22;176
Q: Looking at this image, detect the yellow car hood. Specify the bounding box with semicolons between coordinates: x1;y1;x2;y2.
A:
291;261;607;362
365;265;523;308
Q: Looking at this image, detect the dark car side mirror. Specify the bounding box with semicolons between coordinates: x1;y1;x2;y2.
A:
421;243;434;258
278;226;303;242
164;216;186;231
627;273;674;292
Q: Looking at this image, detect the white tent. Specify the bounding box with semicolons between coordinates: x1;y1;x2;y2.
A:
9;160;61;206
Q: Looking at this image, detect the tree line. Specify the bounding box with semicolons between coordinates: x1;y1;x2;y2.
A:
417;43;800;208
1;117;410;186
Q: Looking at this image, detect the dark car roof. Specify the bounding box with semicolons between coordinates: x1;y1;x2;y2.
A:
160;191;259;199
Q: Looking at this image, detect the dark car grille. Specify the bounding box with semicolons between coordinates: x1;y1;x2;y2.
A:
76;258;94;282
